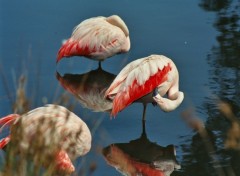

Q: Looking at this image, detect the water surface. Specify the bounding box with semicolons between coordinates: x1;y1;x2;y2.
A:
0;0;240;175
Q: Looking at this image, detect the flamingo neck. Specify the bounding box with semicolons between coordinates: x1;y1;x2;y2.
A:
153;92;184;112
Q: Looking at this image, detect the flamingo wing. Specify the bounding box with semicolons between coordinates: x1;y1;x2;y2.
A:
106;55;173;117
104;58;143;97
19;104;92;158
57;16;129;62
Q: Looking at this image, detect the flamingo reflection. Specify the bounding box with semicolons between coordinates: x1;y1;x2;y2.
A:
102;108;181;176
56;66;116;112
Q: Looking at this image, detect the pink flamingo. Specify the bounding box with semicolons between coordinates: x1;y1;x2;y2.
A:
57;15;130;64
105;55;184;118
0;104;91;174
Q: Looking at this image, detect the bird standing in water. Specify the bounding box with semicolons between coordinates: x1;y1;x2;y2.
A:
57;15;130;65
105;55;184;118
0;104;91;174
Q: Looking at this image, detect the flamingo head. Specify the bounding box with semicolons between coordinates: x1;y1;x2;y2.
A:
106;15;129;37
152;89;184;112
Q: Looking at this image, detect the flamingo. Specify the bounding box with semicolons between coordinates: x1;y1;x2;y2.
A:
0;104;91;174
105;54;184;118
57;15;130;65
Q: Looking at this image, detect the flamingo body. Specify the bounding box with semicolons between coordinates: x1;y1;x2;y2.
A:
105;55;184;117
57;15;130;63
0;104;91;173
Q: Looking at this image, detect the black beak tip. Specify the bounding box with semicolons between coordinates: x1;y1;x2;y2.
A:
153;88;158;97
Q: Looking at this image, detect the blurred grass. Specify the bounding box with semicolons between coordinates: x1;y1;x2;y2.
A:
0;75;56;175
181;100;240;176
218;102;240;150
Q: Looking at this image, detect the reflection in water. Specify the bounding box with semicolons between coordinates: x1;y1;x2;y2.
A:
56;65;116;112
180;1;240;175
203;0;240;174
218;102;240;150
181;109;224;176
199;0;231;11
102;110;180;176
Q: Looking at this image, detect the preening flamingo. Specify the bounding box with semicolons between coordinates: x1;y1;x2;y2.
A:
0;104;91;174
105;55;184;118
57;15;130;64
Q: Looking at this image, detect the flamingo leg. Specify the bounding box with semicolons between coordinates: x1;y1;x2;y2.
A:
142;103;147;121
98;61;102;69
141;115;147;138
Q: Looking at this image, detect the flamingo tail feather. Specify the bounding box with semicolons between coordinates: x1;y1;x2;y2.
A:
57;39;96;63
0;136;10;149
0;114;20;132
0;114;19;149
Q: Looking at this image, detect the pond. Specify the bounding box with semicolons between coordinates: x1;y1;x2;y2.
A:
0;0;240;175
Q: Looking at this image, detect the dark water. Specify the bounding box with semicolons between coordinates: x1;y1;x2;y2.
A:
0;0;240;175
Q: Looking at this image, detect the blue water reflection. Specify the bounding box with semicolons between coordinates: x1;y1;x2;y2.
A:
1;0;240;175
56;66;115;112
102;120;180;176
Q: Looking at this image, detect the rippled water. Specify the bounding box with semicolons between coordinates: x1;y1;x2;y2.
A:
0;0;240;175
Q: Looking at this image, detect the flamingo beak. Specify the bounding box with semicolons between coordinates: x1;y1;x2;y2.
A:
153;88;159;97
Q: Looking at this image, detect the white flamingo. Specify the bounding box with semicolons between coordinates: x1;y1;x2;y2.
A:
105;55;184;118
0;104;91;174
57;15;130;64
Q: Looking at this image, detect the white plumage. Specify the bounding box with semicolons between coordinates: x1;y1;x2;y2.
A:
17;104;91;158
105;55;184;117
57;15;130;62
